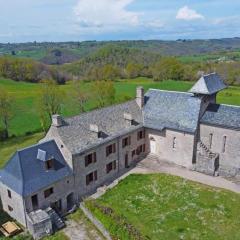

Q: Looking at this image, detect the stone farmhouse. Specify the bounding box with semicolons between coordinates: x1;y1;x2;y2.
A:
0;73;240;238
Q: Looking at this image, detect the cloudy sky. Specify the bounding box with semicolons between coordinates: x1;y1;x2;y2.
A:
0;0;240;42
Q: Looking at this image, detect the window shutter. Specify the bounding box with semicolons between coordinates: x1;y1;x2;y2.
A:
94;171;98;180
114;160;116;170
129;136;131;145
122;139;125;148
143;144;146;152
106;147;109;157
94;152;97;162
86;175;89;185
143;129;146;138
113;143;116;153
85;156;88;167
137;132;140;140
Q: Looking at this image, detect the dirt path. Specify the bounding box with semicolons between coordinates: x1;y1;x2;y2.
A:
133;155;240;194
92;154;240;199
64;219;105;240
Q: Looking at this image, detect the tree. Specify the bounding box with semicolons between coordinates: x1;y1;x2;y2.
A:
152;57;184;81
0;88;12;139
39;80;64;131
73;81;89;113
91;80;116;107
125;62;143;79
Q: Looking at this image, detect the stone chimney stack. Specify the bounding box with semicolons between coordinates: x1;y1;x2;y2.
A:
136;86;144;109
52;115;63;127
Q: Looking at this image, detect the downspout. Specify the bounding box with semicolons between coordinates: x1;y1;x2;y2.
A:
22;197;28;229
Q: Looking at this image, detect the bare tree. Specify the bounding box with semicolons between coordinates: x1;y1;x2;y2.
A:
39;80;64;131
0;87;13;139
73;81;89;113
91;80;116;108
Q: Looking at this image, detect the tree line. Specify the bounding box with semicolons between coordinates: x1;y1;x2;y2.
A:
62;45;240;85
0;57;69;84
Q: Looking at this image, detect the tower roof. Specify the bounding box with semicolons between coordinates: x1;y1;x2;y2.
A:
189;73;227;95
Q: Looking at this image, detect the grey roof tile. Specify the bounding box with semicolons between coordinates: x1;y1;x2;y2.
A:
201;103;240;130
144;89;202;133
189;73;227;95
0;140;72;196
57;100;143;154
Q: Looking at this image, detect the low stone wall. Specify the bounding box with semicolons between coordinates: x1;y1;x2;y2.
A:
80;202;112;240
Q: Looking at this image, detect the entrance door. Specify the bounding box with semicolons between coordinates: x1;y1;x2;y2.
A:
67;193;74;211
125;153;129;168
51;199;62;213
150;137;156;154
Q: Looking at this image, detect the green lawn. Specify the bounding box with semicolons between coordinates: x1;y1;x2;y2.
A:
0;132;44;168
86;174;240;240
1;77;240;137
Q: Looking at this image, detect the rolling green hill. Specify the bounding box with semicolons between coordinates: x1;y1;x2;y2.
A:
1;38;240;64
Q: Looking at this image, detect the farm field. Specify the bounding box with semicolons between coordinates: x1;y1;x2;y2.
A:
86;174;240;240
1;77;240;137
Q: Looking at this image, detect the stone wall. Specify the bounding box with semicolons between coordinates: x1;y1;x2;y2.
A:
73;128;147;199
199;123;240;177
0;182;27;226
146;128;195;168
24;176;75;214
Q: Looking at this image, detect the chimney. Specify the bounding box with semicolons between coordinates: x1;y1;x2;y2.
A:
52;115;63;127
124;113;133;126
136;86;144;109
90;124;99;133
90;124;102;138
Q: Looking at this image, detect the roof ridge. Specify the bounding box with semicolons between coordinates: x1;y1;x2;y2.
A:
148;88;192;95
64;99;138;121
218;103;240;109
17;151;25;195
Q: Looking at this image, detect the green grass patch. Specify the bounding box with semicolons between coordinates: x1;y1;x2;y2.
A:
0;77;240;137
85;174;240;240
0;132;44;168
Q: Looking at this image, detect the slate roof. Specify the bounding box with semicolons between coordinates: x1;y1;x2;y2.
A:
201;103;240;130
143;89;202;133
0;140;72;197
56;100;143;154
189;73;227;95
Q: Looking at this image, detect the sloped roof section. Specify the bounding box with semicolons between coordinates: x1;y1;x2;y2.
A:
144;89;202;133
56;100;143;154
201;103;240;130
189;73;227;95
0;140;72;197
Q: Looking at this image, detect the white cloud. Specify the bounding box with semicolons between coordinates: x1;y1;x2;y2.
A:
74;0;139;31
147;19;164;29
176;6;204;21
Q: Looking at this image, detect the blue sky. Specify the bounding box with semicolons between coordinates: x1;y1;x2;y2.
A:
0;0;240;43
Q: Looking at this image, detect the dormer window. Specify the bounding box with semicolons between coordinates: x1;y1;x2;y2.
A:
45;159;54;170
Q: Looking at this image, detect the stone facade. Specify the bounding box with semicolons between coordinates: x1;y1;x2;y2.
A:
0;182;27;226
199;123;240;177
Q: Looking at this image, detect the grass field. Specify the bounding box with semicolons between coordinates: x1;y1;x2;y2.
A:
86;174;240;240
1;77;240;137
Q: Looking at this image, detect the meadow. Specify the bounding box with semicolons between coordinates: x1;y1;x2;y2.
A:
1;77;240;137
86;174;240;240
